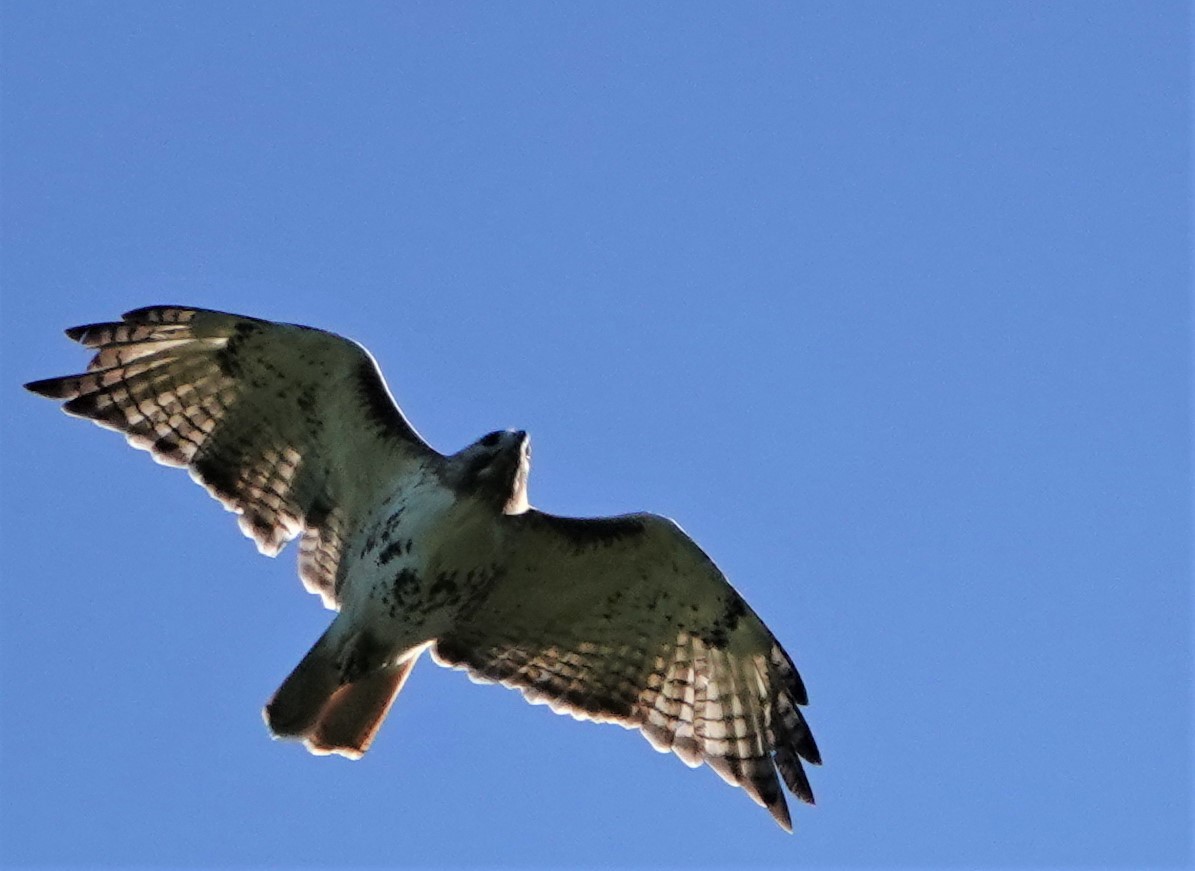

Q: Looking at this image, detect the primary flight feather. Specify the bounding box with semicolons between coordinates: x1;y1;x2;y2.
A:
25;305;820;831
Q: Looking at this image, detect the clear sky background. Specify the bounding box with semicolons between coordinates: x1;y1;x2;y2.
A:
1;3;1189;868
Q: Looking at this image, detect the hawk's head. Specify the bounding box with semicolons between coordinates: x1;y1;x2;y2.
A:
451;429;530;515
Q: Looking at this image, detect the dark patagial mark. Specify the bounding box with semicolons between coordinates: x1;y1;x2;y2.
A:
357;359;413;437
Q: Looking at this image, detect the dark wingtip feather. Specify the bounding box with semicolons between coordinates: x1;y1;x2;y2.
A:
25;376;76;399
775;742;816;805
768;796;794;833
800;729;822;767
64;322;121;346
782;764;815;805
770;643;809;706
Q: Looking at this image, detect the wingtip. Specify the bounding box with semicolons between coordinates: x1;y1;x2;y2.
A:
24;376;71;398
64;322;116;345
771;802;794;833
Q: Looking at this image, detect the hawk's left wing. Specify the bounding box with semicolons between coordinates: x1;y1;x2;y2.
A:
431;510;819;831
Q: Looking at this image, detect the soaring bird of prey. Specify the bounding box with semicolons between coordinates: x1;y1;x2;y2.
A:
26;306;820;831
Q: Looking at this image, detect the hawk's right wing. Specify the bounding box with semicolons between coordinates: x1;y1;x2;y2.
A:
25;305;439;608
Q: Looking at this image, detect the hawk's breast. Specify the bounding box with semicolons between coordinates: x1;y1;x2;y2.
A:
342;479;506;651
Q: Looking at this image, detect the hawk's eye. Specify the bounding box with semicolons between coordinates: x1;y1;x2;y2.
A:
480;432;502;448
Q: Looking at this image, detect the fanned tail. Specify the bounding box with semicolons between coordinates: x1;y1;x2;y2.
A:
307;663;415;758
264;626;344;740
264;625;419;759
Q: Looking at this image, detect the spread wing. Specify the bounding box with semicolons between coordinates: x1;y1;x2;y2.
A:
25;305;438;608
431;510;820;831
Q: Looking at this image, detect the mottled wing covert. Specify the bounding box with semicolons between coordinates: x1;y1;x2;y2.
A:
25;306;438;607
431;510;820;831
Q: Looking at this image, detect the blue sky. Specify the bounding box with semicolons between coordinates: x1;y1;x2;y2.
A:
1;2;1189;868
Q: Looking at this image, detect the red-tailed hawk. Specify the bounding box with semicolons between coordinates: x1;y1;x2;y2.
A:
25;306;820;831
